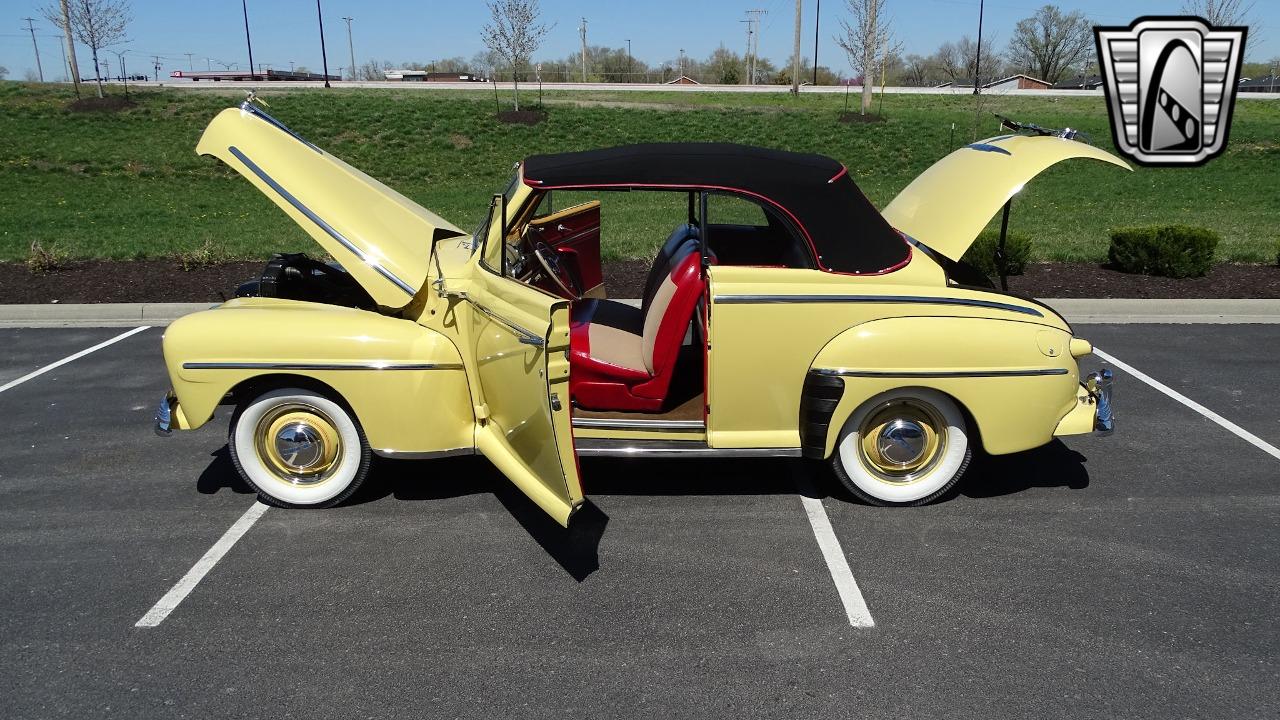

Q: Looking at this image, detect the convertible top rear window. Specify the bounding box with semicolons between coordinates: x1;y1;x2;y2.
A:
522;143;911;275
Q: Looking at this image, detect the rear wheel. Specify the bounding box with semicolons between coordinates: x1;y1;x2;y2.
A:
830;387;971;506
229;387;371;508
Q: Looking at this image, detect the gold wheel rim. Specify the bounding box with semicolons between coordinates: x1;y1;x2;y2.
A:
857;399;947;485
253;403;342;487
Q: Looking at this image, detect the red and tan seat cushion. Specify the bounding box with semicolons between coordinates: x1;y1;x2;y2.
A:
570;249;708;411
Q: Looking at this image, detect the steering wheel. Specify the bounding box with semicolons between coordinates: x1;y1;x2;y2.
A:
532;242;580;298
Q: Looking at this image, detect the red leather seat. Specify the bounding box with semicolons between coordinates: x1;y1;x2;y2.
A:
570;242;709;412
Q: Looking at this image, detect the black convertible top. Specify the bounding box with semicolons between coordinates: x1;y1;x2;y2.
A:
522;143;910;274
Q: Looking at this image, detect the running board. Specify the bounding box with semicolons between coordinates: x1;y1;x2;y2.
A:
575;438;802;458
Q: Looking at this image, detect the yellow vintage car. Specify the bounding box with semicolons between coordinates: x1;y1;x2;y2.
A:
156;101;1122;525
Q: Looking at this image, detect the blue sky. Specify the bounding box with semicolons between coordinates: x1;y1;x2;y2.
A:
1;1;1276;80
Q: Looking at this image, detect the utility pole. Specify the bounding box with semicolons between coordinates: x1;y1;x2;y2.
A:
973;0;984;95
341;17;355;80
205;57;211;70
58;0;82;96
109;49;127;96
23;18;44;82
316;0;331;87
579;17;588;82
745;9;767;84
185;52;194;71
153;55;161;81
55;34;68;81
626;39;631;83
741;19;753;84
679;48;685;79
242;0;256;81
791;0;802;95
289;61;295;72
812;0;820;85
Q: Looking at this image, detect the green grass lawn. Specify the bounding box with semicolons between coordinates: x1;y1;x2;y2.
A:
1;82;1276;264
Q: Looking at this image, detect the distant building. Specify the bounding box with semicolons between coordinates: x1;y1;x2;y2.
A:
383;70;487;82
938;74;1051;91
663;75;701;85
1238;75;1278;93
1052;74;1104;90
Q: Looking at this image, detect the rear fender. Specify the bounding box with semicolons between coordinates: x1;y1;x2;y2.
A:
807;316;1080;457
162;298;474;454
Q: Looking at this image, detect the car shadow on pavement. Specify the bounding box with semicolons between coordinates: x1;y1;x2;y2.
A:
195;446;254;495
960;439;1090;499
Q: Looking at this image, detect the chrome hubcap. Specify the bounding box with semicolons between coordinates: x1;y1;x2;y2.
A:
877;419;927;466
275;422;325;471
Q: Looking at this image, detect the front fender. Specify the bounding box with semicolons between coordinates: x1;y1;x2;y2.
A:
162;298;473;454
805;316;1080;457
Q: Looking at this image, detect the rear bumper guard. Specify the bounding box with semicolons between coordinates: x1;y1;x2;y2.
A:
1085;368;1114;434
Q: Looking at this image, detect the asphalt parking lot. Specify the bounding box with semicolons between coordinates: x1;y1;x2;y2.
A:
2;323;1278;719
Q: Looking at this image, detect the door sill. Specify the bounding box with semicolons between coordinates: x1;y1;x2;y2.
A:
575;438;801;458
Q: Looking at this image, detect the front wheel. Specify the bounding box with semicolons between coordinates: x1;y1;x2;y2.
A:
229;387;372;508
830;387;972;506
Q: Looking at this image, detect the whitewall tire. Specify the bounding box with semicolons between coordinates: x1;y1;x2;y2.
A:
229;387;371;508
831;387;972;506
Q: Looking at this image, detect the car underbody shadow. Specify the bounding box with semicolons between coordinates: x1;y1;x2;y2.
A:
960;439;1090;499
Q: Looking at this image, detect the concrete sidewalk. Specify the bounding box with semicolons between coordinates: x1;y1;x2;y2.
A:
1;299;1279;328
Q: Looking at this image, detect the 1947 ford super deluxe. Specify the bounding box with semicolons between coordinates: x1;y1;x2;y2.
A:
156;101;1121;525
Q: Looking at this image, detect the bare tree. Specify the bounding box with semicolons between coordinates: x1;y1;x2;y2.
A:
835;0;902;114
900;53;933;86
42;0;130;98
481;0;550;112
936;35;1002;86
356;59;384;81
0;66;8;80
1007;5;1093;84
1181;0;1255;26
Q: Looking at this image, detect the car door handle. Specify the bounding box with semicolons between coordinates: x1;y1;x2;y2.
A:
556;223;570;233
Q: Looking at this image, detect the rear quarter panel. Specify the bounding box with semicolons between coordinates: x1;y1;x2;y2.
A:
162;298;474;454
706;264;1076;454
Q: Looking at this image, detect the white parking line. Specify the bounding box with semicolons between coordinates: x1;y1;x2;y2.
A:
0;326;151;394
135;502;269;628
797;488;876;628
1095;347;1280;462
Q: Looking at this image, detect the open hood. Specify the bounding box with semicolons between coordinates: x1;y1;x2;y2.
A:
197;104;465;308
881;134;1130;262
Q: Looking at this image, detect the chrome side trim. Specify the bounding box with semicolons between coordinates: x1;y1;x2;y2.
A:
713;294;1043;317
575;438;802;458
239;101;323;153
373;446;475;460
467;299;547;347
571;418;705;430
227;146;417;297
182;361;463;371
812;367;1070;378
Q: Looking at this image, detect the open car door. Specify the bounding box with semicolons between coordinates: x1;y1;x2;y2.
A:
525;200;605;298
463;262;585;527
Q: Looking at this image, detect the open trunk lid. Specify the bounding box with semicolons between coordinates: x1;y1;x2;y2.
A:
881;134;1130;262
196;103;465;309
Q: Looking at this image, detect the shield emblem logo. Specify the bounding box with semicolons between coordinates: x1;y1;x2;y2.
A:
1095;16;1247;166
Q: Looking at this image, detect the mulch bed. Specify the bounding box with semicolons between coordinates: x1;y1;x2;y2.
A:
1;259;1277;304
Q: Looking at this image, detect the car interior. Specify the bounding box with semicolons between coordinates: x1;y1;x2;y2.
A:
504;188;812;419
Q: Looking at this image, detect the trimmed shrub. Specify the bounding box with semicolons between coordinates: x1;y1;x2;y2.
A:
961;230;1032;279
1108;225;1218;278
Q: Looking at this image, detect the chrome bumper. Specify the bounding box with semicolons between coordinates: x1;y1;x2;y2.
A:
1084;369;1114;434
